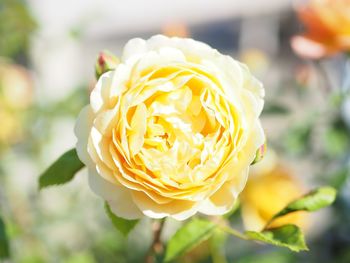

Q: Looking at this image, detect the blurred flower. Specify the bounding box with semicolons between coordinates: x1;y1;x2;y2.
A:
0;60;33;147
291;0;350;59
240;49;269;78
0;61;33;109
162;22;190;38
241;151;309;231
0;107;21;146
75;35;265;220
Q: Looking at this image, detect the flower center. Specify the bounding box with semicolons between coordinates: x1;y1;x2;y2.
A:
114;63;241;186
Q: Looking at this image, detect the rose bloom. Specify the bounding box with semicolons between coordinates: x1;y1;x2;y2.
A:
0;61;33;110
0;61;33;147
291;0;350;59
241;151;309;231
75;35;265;220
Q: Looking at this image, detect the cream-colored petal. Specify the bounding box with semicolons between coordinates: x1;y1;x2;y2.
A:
89;126;115;170
132;191;199;220
121;38;148;62
109;63;131;103
93;106;119;135
240;64;265;117
74;105;94;167
90;71;114;114
147;35;215;62
199;181;236;215
88;167;143;219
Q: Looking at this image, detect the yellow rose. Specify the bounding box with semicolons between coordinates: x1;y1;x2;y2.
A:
75;35;265;220
241;151;309;231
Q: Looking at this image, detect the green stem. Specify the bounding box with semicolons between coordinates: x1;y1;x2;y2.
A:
145;218;166;263
218;224;248;241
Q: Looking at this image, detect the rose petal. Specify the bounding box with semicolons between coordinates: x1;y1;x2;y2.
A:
88;167;143;219
74;105;94;167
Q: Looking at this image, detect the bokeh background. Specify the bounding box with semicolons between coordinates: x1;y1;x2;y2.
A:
1;0;350;262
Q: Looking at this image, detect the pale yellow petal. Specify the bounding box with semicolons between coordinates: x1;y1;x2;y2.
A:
88;167;143;219
132;191;198;220
74;105;94;167
90;71;114;113
128;103;147;156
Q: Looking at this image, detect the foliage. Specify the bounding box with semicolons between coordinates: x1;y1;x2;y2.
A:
165;218;216;262
39;149;84;189
0;214;10;259
105;203;139;236
246;225;307;252
271;187;336;220
0;0;36;58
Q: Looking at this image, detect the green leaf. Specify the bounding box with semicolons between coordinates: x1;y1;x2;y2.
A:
246;224;308;252
0;215;10;259
104;202;139;236
272;186;336;220
165;218;216;262
39;148;84;189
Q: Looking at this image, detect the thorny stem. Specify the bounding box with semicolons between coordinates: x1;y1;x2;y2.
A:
145;218;166;263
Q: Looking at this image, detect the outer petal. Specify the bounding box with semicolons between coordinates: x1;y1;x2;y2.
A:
122;35;216;63
240;63;265;116
74;105;94;167
199;120;264;216
88;167;143;219
89;64;130;121
146;35;216;61
121;38;148;62
132;191;199;220
90;71;115;114
199;166;249;216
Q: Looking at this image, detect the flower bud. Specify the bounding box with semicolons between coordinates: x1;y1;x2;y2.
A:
95;50;119;79
251;141;267;165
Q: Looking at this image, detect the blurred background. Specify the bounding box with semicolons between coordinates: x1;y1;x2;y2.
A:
0;0;350;262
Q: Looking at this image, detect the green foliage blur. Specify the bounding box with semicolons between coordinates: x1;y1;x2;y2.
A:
0;0;36;58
